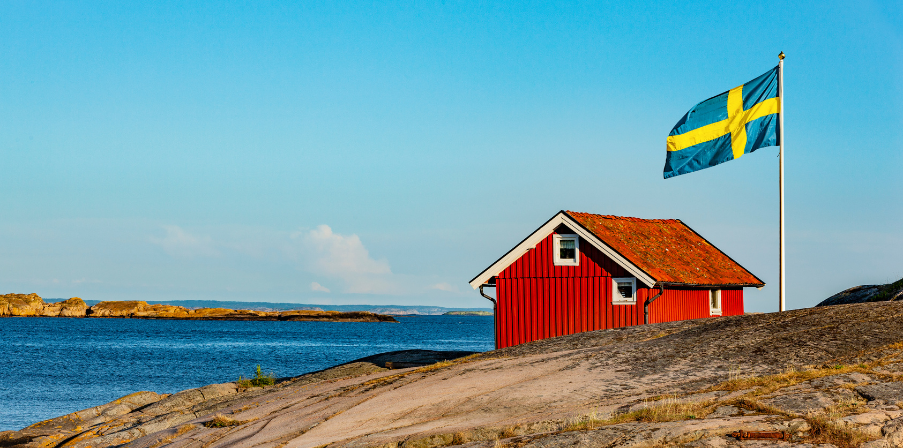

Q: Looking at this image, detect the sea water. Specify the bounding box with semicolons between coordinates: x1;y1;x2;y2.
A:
0;315;493;431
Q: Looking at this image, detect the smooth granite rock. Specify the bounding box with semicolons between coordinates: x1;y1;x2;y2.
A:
10;301;903;448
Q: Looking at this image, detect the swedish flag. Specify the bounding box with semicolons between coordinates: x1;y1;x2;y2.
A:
664;66;781;178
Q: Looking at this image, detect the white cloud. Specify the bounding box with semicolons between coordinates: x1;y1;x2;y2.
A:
293;225;397;294
150;225;218;258
310;282;331;293
429;282;456;292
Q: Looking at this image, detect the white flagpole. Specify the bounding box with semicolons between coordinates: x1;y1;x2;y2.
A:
778;51;786;312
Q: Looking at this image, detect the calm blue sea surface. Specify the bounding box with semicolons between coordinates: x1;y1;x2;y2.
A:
0;316;493;431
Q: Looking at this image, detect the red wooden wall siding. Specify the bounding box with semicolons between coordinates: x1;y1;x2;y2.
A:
495;232;642;348
644;288;706;324
721;288;744;316
493;231;746;349
643;288;744;324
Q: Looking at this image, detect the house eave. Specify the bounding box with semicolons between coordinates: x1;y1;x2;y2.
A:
653;281;766;289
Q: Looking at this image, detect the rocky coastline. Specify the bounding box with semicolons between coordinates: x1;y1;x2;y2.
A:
5;300;903;447
0;293;398;322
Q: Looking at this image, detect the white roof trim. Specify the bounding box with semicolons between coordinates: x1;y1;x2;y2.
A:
469;211;656;289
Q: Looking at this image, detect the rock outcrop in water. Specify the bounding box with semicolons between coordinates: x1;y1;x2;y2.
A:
0;293;53;316
42;297;90;317
0;294;397;322
6;301;903;447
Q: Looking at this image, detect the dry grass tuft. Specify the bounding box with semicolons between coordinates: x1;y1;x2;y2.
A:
450;432;469;444
706;363;878;396
204;414;242;428
415;360;455;373
499;425;519;438
562;411;603;431
564;396;716;432
804;412;875;448
803;397;873;448
611;397;715;424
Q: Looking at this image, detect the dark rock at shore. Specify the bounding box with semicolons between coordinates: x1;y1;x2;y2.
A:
351;349;479;369
816;276;903;306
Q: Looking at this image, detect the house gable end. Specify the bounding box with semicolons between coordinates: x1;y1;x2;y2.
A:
498;230;635;280
469;212;657;289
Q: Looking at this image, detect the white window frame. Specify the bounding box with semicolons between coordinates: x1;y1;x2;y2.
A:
612;277;636;305
553;234;580;266
709;289;722;315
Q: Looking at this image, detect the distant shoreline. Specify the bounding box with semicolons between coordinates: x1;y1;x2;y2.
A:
5;314;400;323
443;311;493;316
0;294;398;323
47;298;492;316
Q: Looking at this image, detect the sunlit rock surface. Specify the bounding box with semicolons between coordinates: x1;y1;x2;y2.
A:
5;301;903;447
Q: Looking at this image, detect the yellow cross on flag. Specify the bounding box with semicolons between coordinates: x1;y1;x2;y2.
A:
664;66;781;178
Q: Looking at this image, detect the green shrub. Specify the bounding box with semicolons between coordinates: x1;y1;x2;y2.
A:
238;364;275;388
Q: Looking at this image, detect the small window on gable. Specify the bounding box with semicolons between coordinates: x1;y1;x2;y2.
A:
612;277;636;304
710;290;722;315
553;234;579;266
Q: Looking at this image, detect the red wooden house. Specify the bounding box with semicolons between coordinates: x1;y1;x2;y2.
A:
470;211;765;349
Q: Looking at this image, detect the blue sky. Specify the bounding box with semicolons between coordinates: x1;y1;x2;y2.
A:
1;1;900;311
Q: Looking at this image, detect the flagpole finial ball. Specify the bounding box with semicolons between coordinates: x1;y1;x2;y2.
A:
779;51;785;60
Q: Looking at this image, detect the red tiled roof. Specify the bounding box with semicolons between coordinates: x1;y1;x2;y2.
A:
565;211;764;286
